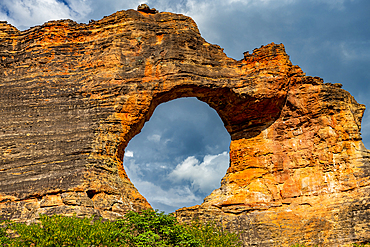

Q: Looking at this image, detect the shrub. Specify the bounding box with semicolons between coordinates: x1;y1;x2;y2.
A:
114;209;202;246
0;220;11;246
0;210;242;247
184;221;241;247
8;214;121;246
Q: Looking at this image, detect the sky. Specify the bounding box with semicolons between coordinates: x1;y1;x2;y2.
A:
1;0;369;213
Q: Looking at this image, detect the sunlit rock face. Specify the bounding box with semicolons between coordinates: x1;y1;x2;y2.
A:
1;6;370;246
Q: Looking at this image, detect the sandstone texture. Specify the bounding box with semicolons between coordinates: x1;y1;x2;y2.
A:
1;6;370;246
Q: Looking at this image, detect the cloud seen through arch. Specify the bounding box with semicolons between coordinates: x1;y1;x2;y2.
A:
123;97;231;213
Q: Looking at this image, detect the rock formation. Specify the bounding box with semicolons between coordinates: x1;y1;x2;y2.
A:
1;6;370;246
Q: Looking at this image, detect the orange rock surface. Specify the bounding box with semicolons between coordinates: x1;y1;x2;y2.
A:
1;6;370;246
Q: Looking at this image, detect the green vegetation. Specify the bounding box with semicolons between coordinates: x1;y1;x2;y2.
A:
0;209;241;247
2;211;369;247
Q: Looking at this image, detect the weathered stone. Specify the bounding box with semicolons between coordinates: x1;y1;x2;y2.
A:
40;194;64;207
0;5;370;246
61;192;94;207
137;4;158;14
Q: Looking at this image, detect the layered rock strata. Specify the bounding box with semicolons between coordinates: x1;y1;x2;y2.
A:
1;7;369;246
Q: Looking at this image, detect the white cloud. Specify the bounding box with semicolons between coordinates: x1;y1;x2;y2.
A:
123;158;202;210
313;0;354;10
125;150;134;157
339;41;370;62
132;180;202;208
0;0;140;30
148;0;300;50
123;151;229;212
0;0;81;30
64;0;92;18
169;152;229;193
0;0;354;32
147;134;161;142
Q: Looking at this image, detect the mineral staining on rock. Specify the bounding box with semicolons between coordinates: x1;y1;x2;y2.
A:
1;5;370;246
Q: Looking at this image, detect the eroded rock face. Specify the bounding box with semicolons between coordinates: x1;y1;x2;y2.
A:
1;7;369;246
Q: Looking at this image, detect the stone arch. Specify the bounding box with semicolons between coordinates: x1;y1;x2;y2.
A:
89;81;289;217
114;83;287;163
1;8;370;246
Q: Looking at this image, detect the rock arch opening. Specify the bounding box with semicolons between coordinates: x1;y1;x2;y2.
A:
113;83;285;213
123;97;231;213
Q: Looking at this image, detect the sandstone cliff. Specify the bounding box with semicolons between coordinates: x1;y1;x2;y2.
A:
1;6;370;246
